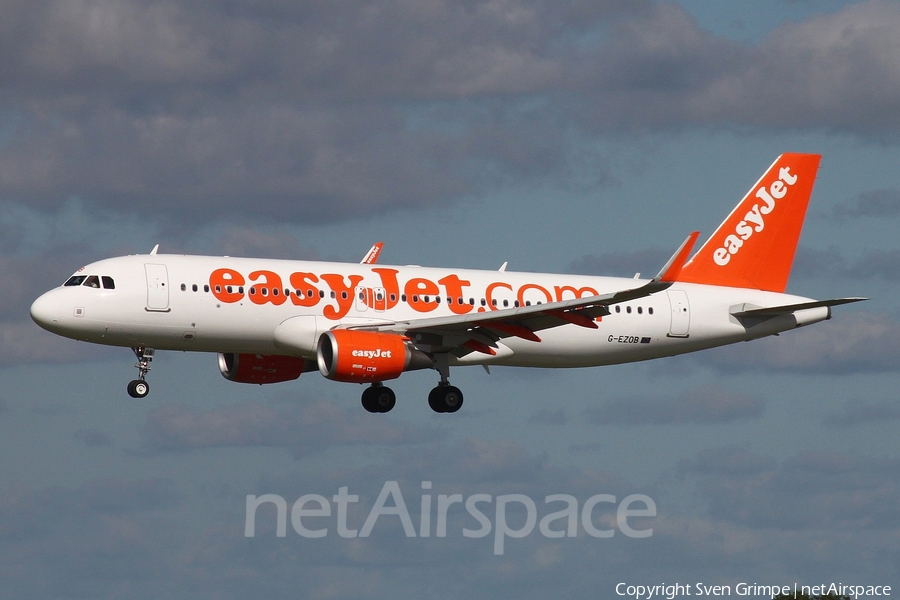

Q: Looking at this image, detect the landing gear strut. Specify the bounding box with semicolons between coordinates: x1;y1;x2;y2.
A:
127;346;154;398
361;383;396;413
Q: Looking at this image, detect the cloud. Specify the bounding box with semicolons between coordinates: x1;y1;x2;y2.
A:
822;398;900;427
701;311;900;374
0;477;183;598
584;384;765;425
678;446;900;531
828;188;900;221
0;322;112;366
207;225;321;261
527;408;567;425
567;248;669;278
138;399;441;457
3;1;900;231
75;428;114;447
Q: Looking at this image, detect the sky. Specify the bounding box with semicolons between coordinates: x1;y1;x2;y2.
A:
1;0;900;598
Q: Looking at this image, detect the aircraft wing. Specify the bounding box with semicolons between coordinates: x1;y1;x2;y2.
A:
349;232;699;356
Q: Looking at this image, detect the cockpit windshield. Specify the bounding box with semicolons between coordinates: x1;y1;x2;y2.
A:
63;275;116;289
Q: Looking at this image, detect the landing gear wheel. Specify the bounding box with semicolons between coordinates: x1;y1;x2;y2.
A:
428;385;463;413
362;386;396;413
127;379;149;398
372;387;396;413
128;346;154;399
428;387;445;413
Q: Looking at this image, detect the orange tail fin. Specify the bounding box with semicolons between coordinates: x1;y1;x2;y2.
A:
678;153;821;292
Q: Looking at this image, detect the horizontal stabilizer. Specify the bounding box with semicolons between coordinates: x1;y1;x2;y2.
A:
730;297;868;318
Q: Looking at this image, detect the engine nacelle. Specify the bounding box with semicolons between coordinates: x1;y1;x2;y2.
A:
218;353;308;384
317;330;432;383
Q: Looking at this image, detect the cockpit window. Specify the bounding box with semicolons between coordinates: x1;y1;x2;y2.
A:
83;275;101;288
101;276;115;289
64;275;87;287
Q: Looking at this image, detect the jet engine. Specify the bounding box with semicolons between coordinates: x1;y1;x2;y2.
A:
218;353;310;384
316;330;432;383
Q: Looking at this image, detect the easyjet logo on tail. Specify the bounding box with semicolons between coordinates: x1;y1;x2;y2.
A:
713;166;798;266
677;152;820;293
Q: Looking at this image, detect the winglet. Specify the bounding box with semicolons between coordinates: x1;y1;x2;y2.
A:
360;242;383;264
150;244;159;255
654;231;700;283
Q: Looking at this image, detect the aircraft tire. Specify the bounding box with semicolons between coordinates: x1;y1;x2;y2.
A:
361;387;379;413
428;386;463;413
127;380;149;398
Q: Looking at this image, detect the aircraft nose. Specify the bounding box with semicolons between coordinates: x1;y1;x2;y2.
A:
30;291;62;331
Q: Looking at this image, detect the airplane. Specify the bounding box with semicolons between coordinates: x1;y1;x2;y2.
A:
30;153;865;414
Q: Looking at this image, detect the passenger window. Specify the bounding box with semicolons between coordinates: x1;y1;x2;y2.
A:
204;285;210;293
181;284;187;291
626;306;632;314
101;276;115;289
615;306;621;313
648;307;654;315
192;284;198;292
65;275;87;286
83;275;100;288
637;307;643;314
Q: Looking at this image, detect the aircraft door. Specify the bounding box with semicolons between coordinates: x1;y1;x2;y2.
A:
145;264;170;312
666;290;690;338
355;287;386;313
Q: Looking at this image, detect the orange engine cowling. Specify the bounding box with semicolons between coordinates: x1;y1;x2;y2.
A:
317;330;432;383
218;353;310;384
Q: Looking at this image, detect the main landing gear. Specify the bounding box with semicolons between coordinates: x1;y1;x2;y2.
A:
428;353;463;413
359;354;464;414
428;384;464;413
359;382;463;414
361;383;396;413
127;346;154;398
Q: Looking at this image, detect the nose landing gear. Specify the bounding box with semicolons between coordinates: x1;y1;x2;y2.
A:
127;346;154;398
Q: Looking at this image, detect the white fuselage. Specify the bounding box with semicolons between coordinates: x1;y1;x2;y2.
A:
30;253;827;368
